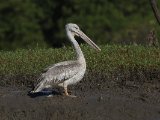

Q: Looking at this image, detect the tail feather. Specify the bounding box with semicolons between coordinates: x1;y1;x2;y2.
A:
31;77;46;93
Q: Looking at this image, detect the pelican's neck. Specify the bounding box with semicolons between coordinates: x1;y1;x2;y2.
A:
66;30;85;63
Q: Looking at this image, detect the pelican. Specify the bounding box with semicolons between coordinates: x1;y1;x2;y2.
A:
31;23;101;97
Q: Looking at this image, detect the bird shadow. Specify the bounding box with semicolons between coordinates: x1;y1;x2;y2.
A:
27;88;62;98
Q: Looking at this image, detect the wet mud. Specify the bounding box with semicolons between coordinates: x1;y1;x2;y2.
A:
0;70;160;120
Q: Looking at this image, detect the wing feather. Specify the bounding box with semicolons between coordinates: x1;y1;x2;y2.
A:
36;61;81;86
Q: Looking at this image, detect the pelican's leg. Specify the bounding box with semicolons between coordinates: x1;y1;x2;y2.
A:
63;84;76;97
64;87;69;96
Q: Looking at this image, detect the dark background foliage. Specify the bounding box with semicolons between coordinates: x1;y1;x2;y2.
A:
0;0;159;50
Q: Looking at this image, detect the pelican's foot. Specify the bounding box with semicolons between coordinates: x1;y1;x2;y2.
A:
62;92;77;97
62;90;72;94
64;87;76;97
66;94;77;98
47;94;53;97
68;90;72;94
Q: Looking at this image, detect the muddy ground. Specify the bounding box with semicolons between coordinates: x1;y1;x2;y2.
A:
0;70;160;120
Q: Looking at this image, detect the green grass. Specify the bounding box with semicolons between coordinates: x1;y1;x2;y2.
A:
0;45;160;75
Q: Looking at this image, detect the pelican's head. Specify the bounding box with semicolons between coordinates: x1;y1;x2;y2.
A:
66;23;101;51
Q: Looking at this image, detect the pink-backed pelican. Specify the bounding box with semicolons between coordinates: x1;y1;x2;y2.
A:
31;23;101;97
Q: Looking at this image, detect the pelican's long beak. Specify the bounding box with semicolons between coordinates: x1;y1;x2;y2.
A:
77;30;101;51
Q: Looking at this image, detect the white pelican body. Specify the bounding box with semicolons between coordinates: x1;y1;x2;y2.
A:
31;23;101;97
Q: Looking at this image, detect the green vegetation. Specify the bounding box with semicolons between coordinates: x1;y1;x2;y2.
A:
0;45;159;75
0;0;160;50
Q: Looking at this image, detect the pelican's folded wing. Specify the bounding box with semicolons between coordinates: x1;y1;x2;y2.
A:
40;61;81;84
